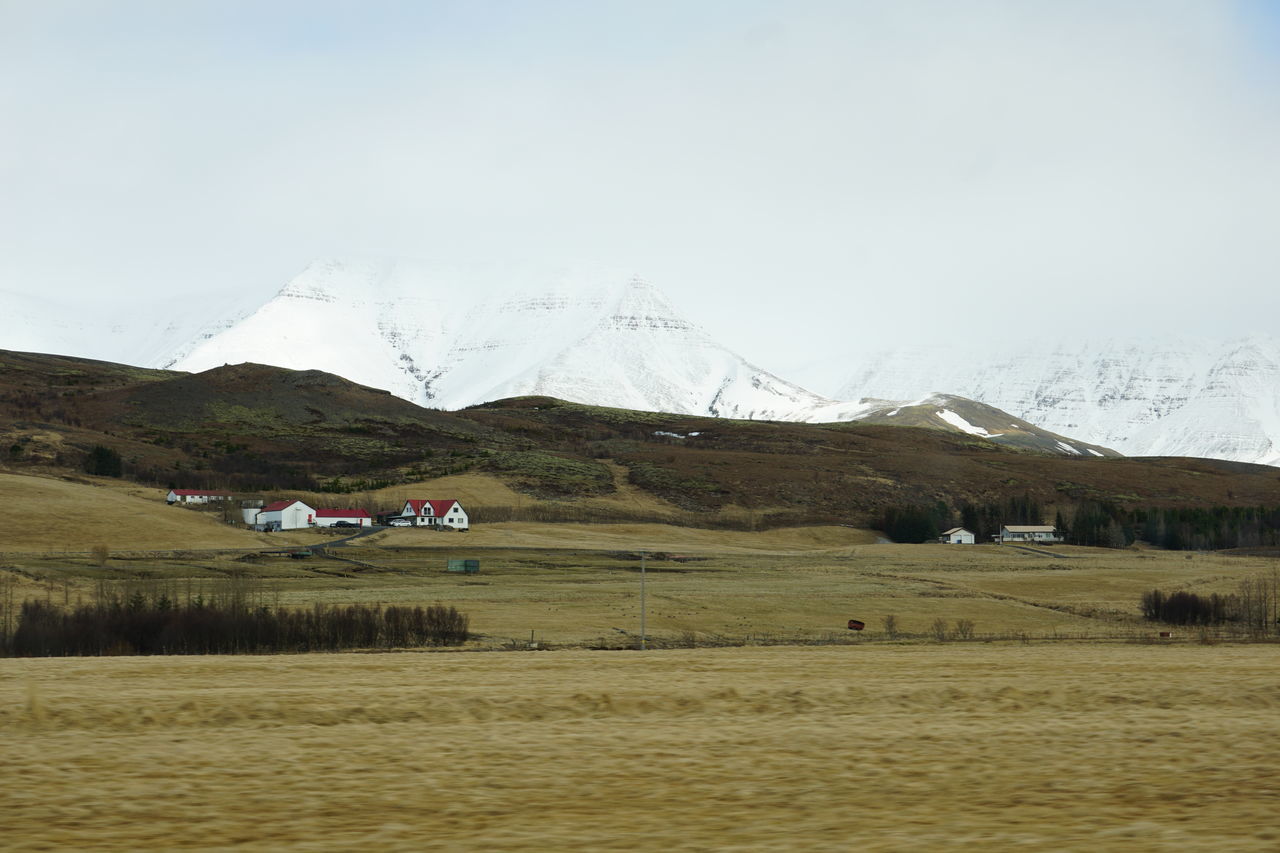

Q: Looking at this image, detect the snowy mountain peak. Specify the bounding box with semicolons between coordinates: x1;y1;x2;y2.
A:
165;259;822;419
825;336;1280;467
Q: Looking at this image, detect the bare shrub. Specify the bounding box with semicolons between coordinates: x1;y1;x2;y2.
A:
881;614;899;639
953;619;976;640
930;618;950;642
90;545;110;567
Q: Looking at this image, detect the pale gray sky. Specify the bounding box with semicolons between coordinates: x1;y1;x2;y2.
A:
3;1;1279;370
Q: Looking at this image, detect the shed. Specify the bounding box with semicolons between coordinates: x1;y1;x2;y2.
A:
315;508;372;528
940;527;975;545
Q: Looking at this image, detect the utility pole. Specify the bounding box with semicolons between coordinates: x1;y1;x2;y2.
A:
639;549;647;650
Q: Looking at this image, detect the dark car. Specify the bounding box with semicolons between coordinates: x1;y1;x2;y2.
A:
333;520;357;528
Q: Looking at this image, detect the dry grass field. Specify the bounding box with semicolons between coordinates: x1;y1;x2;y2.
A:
0;472;313;552
4;510;1277;645
3;644;1279;851
5;472;1280;849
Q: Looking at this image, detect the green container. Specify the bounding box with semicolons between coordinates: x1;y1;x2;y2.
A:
447;559;480;574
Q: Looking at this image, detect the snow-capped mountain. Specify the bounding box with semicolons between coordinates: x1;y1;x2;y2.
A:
819;337;1280;466
8;258;1277;466
167;259;834;420
160;260;1121;457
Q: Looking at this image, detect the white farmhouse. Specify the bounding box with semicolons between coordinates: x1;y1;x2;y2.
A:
400;499;470;530
256;500;316;531
999;525;1060;544
315;508;372;528
940;527;975;545
167;489;233;505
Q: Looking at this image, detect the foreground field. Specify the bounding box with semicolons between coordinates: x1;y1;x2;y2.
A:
3;644;1279;850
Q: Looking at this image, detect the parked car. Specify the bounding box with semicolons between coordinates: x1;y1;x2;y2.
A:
333;520;356;528
388;518;412;527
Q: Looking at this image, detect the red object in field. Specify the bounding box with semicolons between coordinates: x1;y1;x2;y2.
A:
847;619;866;631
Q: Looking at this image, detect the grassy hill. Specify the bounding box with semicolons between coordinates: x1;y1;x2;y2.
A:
4;350;1280;530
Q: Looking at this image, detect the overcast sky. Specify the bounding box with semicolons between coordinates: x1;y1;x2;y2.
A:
3;0;1279;371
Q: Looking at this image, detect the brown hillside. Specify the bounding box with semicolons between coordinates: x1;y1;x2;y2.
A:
3;351;1280;525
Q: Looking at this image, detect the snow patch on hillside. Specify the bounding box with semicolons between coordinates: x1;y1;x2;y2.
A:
936;409;1002;438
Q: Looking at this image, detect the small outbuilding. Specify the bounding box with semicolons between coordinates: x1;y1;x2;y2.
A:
256;500;316;531
315;508;372;528
167;489;233;505
940;527;975;545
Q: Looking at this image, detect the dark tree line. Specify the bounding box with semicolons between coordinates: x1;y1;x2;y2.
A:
1066;502;1280;550
882;494;1046;543
1;598;469;656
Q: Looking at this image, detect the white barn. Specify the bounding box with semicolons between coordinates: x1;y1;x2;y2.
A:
401;499;470;530
999;525;1060;544
941;527;975;545
315;508;372;528
256;500;316;531
167;489;232;505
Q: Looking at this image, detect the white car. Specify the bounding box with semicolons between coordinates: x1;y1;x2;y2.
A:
387;518;412;527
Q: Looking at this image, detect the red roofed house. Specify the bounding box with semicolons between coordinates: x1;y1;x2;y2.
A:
167;489;233;505
255;499;316;531
400;499;469;530
315;508;372;528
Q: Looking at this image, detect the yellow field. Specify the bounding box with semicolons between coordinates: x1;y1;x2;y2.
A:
3;644;1278;851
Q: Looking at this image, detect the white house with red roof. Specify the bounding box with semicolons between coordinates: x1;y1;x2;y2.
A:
167;488;233;505
315;508;372;528
399;499;469;530
255;499;316;531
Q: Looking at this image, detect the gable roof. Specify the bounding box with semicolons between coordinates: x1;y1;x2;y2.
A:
261;499;310;513
404;499;461;516
316;508;371;518
1002;525;1056;532
941;527;971;536
170;489;233;497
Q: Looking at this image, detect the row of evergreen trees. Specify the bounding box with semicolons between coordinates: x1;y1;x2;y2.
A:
880;495;1048;544
880;495;1280;550
1068;502;1280;550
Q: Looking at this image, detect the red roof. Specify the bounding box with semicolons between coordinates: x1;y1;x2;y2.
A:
316;508;371;518
404;499;461;516
170;489;232;496
261;499;308;513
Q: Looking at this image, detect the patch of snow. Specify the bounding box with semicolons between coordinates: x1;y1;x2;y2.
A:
1087;448;1105;457
935;409;1002;438
1056;441;1083;456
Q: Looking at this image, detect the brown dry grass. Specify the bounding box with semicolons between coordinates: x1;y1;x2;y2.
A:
3;644;1278;851
357;520;878;553
0;472;314;552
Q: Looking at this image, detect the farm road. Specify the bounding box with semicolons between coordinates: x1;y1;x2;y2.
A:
1001;543;1069;559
